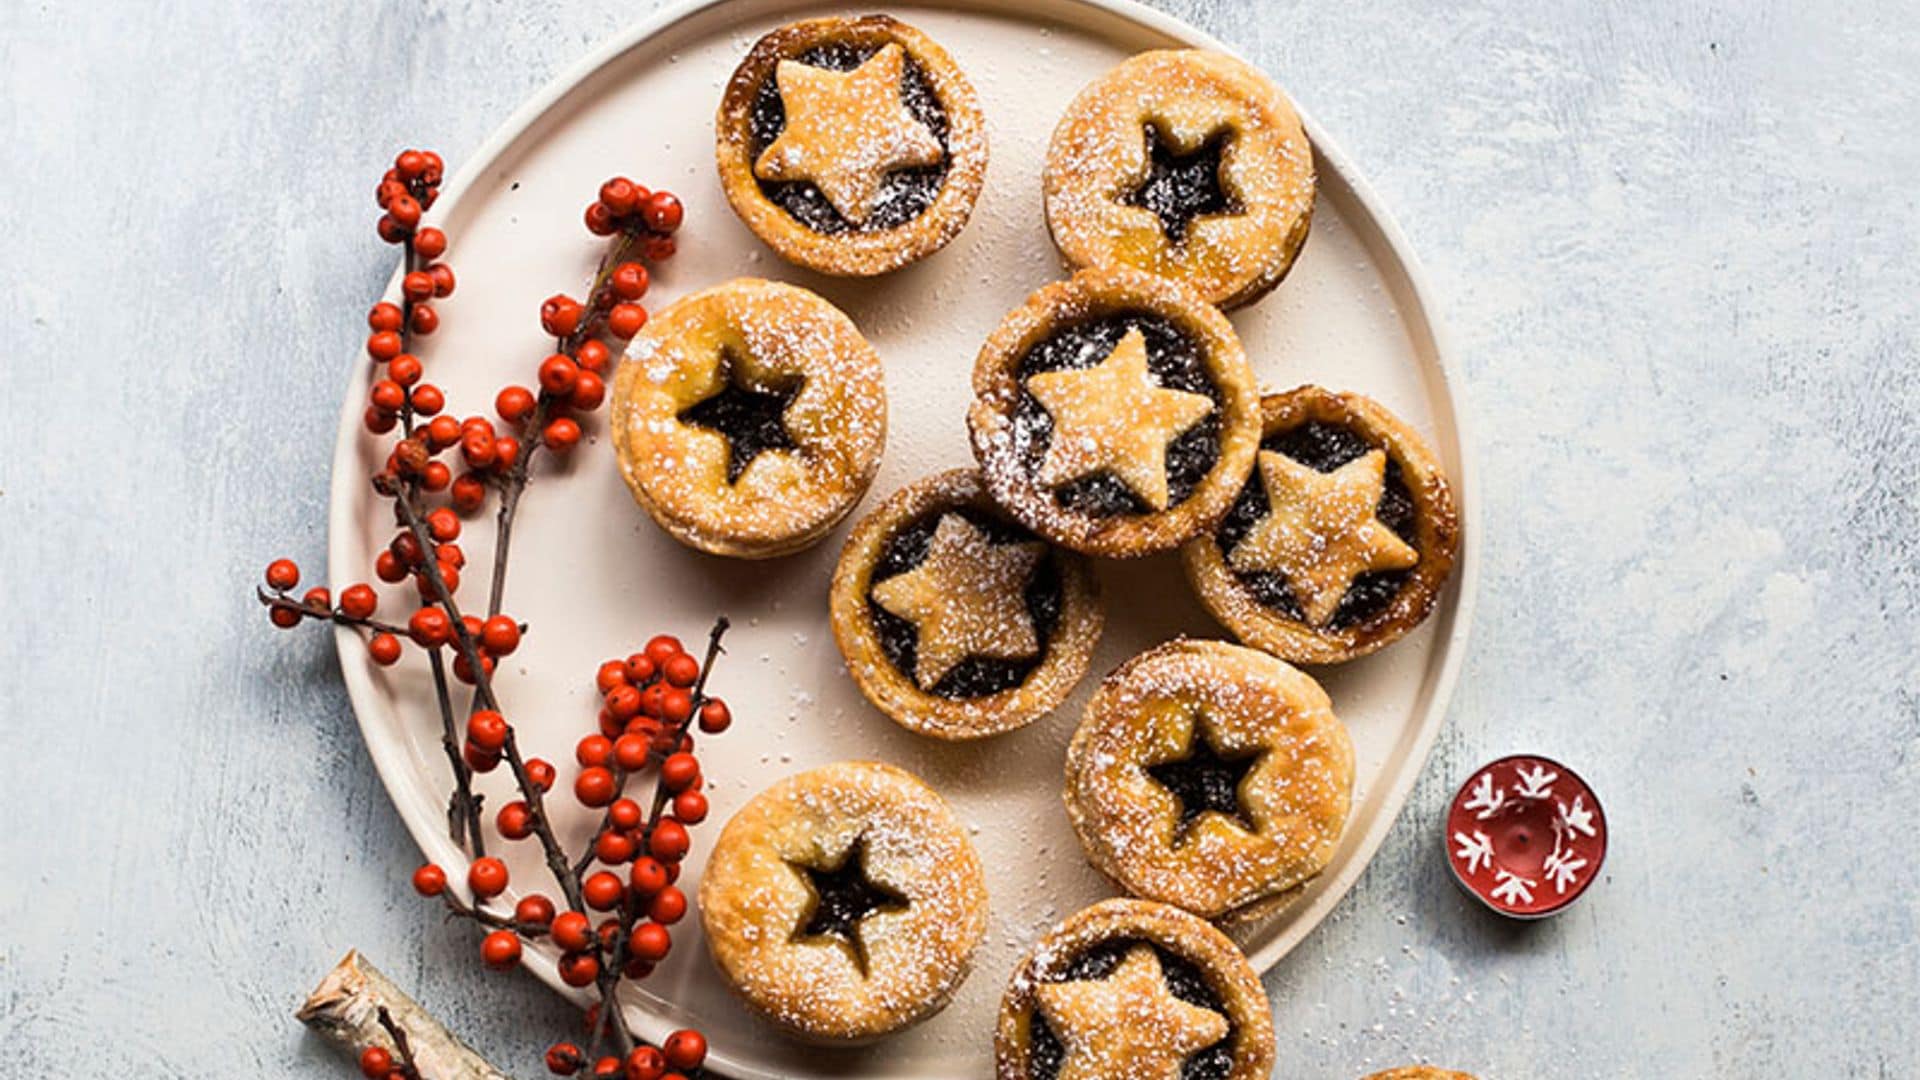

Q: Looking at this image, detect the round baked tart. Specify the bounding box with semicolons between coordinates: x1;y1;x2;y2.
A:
699;760;987;1043
967;266;1261;558
830;469;1103;740
994;897;1275;1080
716;15;988;276
1063;639;1353;921
1182;385;1460;664
1363;1069;1479;1080
610;278;886;559
1044;49;1315;309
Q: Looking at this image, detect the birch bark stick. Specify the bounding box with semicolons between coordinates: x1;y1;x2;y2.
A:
298;951;513;1080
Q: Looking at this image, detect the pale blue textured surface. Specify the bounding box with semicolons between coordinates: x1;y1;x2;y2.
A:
2;1;1916;1077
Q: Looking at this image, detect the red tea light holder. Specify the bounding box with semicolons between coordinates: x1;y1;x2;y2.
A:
1445;754;1606;919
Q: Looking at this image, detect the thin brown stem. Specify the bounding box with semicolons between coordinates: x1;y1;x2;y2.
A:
376;1006;421;1080
256;587;409;636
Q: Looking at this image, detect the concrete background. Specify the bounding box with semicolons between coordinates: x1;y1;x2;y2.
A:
2;0;1915;1076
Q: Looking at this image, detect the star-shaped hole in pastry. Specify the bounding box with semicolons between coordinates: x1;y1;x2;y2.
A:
1227;448;1419;626
870;513;1046;690
1122;124;1238;245
1145;716;1263;845
1034;944;1230;1080
675;362;803;485
1025;327;1215;512
754;43;945;226
789;834;909;978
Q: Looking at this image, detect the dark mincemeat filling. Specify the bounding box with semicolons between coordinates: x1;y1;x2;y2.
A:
674;355;803;484
1122;124;1239;245
1215;420;1419;630
867;507;1063;699
789;836;906;977
1145;726;1262;843
1027;938;1236;1080
1014;314;1222;518
749;43;950;234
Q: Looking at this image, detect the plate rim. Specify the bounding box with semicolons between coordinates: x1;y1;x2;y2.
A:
327;0;1481;1067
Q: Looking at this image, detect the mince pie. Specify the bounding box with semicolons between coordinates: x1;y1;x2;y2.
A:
1182;386;1459;663
699;760;987;1042
716;15;988;276
995;898;1274;1080
610;278;886;559
831;469;1103;740
1045;50;1315;309
1064;639;1353;920
1363;1069;1479;1080
967;266;1260;558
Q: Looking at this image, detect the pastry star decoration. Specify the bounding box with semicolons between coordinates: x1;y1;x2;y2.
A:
754;43;945;225
1227;448;1419;626
1026;328;1214;511
870;514;1045;689
1033;944;1229;1080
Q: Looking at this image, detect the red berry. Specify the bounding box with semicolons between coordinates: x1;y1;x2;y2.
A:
411;863;447;897
644;635;683;666
468;857;509;898
302;586;331;611
660;687;694;724
526;758;557;792
410;383;445;416
481;929;522;970
367;330;403;361
551;910;592;951
541;294;585;337
697;698;731;733
265;558;300;591
419;414;457;450
624;653;657;684
558;951;600;988
569;370;606;411
642;234;676;261
605;683;643;720
370;379;406;413
389;193;423;229
411;303;440;334
395;150;428;179
494;435;522;470
607;303;647;339
576;339;612;373
610;733;650;771
539;354;580;397
451;472;487;514
421;460;452;492
497;800;532;841
576;734;613;768
368;632;403;665
408;607;450;647
594;829;635;864
624;1046;666;1080
628;922;671;962
376;213;409;243
583;871;624;910
480;615;520;655
607;798;644;832
662;1030;706;1071
427;263;456;297
465;741;501;773
609;261;649;301
649;818;690;862
599;178;639;215
374;550;405;583
672;789;708;825
336;584;376;620
575;766;617;807
462;427;497;469
496;385;537;423
413;226;447;259
268;603;303;629
591;1057;623;1079
649;886;687;925
364;406;397;434
402;269;434;302
662;653;700;688
543;417;581;451
427;507;461;542
630;857;668;895
660;753;699;792
644;192;684;233
596;659;630;692
584;201;617;236
359;1046;394;1079
515;893;556;928
466;709;508;752
547;1043;584;1076
368;302;404;332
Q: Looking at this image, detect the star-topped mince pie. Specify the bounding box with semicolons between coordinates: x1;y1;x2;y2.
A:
1045;50;1316;309
610;278;887;559
968;267;1261;558
700;761;987;1043
1183;386;1460;663
1064;639;1354;921
831;469;1103;740
716;15;988;276
995;898;1275;1080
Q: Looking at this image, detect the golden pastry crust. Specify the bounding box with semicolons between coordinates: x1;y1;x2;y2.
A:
610;278;886;559
1183;386;1460;663
995;898;1275;1080
716;15;988;276
830;469;1104;740
1064;639;1354;920
967;266;1261;558
1363;1069;1479;1080
698;761;987;1043
1045;50;1315;309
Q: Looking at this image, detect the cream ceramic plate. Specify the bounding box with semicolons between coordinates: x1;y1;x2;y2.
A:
327;0;1478;1075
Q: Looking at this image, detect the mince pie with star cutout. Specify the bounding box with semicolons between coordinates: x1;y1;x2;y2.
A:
610;278;886;559
831;469;1103;740
1064;639;1354;921
716;15;988;276
1045;50;1316;309
995;898;1275;1080
699;760;987;1043
968;266;1261;558
1183;386;1460;664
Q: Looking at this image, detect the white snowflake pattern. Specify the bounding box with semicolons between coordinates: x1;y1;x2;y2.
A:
1462;772;1506;820
1453;830;1496;876
1490;869;1536;906
1555;794;1597;839
1542;848;1589;895
1513;763;1559;800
